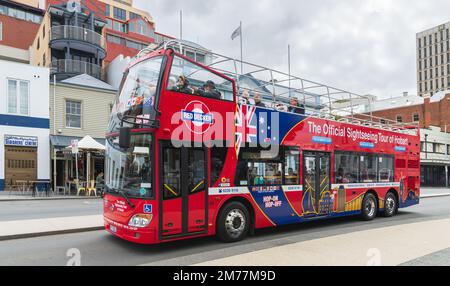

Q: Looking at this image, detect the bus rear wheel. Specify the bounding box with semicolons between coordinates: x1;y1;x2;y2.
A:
361;193;378;221
383;192;397;217
217;201;250;243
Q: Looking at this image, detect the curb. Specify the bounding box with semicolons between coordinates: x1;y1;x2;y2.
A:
420;193;450;198
0;197;101;202
0;226;104;241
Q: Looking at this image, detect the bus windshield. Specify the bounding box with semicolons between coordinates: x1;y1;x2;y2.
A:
108;56;163;133
105;134;153;198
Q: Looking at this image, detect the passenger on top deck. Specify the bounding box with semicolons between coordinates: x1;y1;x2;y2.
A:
173;75;193;94
167;76;177;90
253;91;266;107
193;80;222;99
238;89;251;105
287;97;305;115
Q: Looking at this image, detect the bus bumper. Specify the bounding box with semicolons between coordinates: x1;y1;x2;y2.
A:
104;217;156;244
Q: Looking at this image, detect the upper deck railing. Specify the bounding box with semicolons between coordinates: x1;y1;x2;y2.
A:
136;40;419;136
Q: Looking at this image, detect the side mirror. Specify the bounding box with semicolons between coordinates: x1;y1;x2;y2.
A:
119;127;132;149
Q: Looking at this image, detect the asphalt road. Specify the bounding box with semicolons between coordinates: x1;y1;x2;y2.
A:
0;196;450;266
0;199;102;221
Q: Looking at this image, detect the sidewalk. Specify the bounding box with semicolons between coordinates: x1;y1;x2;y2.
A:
420;187;450;198
0;192;100;202
194;218;450;266
0;215;104;241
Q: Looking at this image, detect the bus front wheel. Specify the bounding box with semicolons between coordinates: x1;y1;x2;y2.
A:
361;193;378;221
217;201;250;243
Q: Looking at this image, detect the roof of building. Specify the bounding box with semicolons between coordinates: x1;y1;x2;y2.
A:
60;74;117;92
430;90;450;103
365;94;424;112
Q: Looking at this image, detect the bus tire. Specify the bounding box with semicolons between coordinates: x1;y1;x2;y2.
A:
217;201;250;243
383;192;397;217
361;193;378;221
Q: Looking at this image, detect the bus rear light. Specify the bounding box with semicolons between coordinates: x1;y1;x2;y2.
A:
128;214;153;228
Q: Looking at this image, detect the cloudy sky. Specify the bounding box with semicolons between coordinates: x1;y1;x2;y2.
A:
135;0;450;99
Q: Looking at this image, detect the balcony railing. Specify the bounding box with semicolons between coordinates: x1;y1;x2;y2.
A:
50;25;106;50
51;59;104;80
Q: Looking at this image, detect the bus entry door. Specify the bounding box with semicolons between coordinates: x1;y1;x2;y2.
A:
303;152;331;216
160;142;208;238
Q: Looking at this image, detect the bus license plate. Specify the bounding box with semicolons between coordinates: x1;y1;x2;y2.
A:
110;225;117;233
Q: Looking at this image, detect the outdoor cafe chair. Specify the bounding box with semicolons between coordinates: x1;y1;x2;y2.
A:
87;180;97;197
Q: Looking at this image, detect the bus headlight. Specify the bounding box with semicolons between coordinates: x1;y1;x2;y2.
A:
128;214;152;228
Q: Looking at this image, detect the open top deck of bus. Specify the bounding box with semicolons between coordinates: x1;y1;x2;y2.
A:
132;40;419;137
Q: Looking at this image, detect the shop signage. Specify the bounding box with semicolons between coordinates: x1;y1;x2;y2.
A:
4;135;38;147
71;140;79;154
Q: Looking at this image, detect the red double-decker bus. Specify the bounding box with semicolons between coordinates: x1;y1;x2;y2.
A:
103;41;420;244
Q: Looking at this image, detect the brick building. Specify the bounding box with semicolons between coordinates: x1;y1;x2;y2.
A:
365;91;450;131
361;91;450;187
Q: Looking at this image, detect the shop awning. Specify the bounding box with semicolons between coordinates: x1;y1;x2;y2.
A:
67;135;105;151
50;135;105;150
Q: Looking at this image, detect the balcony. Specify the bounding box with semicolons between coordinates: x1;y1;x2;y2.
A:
51;60;104;81
50;25;106;59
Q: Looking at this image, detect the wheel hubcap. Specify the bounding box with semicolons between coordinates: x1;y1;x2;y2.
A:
365;199;376;217
386;196;395;214
225;209;246;238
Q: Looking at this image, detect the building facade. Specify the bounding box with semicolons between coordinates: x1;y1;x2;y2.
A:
99;0;156;64
416;22;450;97
0;60;50;191
360;92;450;187
30;0;108;81
0;0;44;63
420;126;450;187
49;74;116;188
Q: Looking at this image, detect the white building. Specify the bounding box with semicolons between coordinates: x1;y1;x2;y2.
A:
0;60;50;191
416;22;450;97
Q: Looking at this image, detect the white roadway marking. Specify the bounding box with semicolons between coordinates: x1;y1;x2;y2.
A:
194;218;450;266
0;215;103;237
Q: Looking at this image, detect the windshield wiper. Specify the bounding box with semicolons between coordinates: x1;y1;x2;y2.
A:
118;190;135;209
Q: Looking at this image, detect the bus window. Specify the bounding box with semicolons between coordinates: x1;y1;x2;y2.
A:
334;152;359;183
187;149;206;194
104;134;153;198
284;147;300;185
235;147;283;186
113;57;162;118
360;154;377;183
248;162;282;186
378;156;394;182
210;142;228;187
162;148;181;199
168;55;234;101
